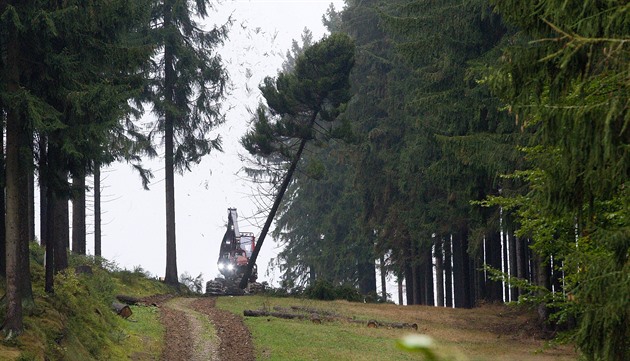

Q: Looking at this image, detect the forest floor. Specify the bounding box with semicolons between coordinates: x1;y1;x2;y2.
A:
141;295;254;361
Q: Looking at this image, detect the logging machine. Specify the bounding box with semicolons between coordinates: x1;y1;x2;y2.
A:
206;208;263;295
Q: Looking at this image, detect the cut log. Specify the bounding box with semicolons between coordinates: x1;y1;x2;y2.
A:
116;294;141;305
243;310;307;320
112;302;133;319
244;309;418;330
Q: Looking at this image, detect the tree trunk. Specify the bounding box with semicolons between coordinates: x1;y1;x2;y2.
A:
94;162;101;257
410;243;420;305
452;229;472;308
502;228;509;302
444;235;453;307
357;258;376;295
397;276;403;305
508;228;518;301
515;234;525;298
379;255;387;301
18;131;34;309
0;116;5;278
163;7;178;287
424;252;434;306
28;166;35;243
434;237;444;307
38;136;48;248
238;112;319;289
45;184;55;294
47;142;69;274
404;263;413;305
3;29;24;335
452;234;462;308
72;173;86;255
487;231;503;302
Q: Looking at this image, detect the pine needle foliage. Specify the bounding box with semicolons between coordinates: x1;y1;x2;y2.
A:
486;1;629;359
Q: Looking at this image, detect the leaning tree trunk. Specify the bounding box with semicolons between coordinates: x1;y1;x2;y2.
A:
72;173;86;255
238;112;319;289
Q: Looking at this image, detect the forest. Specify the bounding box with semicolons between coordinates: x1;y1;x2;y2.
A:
0;1;628;360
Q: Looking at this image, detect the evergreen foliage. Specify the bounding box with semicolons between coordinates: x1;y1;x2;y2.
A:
145;0;230;286
486;1;629;359
240;33;355;289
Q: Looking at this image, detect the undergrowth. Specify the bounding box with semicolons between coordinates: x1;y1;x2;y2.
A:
0;242;173;360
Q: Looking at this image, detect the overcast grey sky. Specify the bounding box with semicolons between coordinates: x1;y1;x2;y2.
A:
90;0;346;286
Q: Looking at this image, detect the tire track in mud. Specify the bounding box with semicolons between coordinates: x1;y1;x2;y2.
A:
159;297;253;361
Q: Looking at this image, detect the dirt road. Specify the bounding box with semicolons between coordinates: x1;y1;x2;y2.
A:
157;297;255;361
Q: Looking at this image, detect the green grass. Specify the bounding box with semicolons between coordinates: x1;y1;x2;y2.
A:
216;296;420;361
118;305;165;360
216;295;576;361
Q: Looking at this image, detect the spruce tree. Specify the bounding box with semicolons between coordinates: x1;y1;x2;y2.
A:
240;33;355;289
487;1;629;359
146;0;229;287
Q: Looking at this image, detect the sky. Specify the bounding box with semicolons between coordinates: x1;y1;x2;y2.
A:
82;0;347;287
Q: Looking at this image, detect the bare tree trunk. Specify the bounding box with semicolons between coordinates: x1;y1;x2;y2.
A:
410;244;419;305
397;276;403;305
444;235;453;307
358;258;376;295
424;253;434;306
38;137;48;247
404;263;413;305
45;185;55;294
452;234;462;308
94;162;101;257
380;255;387;301
0;115;5;278
163;7;178;287
28;166;35;243
515;234;524;298
487;231;503;301
434;237;444;307
72;173;86;255
47;142;69;274
3;29;24;335
508;228;518;301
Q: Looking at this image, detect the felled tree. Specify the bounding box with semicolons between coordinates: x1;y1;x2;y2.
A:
239;33;355;289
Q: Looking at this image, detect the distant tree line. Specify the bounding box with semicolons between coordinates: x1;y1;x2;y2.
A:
243;1;627;360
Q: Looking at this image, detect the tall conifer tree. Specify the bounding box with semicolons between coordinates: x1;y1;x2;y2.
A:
146;0;229;286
